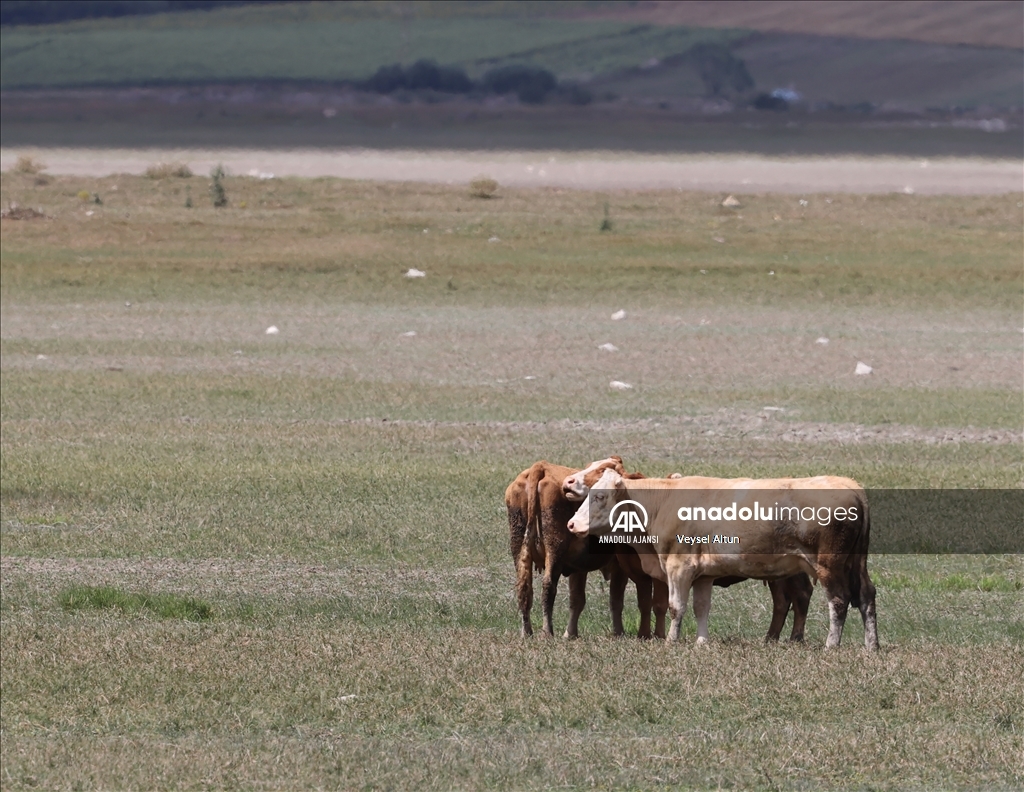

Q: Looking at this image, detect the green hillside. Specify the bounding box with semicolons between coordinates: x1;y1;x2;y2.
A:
0;2;742;88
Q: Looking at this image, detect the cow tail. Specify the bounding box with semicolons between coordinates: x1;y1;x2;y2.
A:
524;463;546;544
849;491;872;608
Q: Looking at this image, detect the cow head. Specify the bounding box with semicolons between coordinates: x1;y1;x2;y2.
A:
567;468;626;536
562;455;625;502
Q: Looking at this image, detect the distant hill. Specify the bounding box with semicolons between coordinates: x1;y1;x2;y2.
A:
577;0;1024;50
0;1;1020;109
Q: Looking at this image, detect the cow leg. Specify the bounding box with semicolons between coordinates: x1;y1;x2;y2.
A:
692;577;713;645
667;564;695;643
608;564;628;637
515;543;534;637
765;580;789;643
652;579;668;640
540;557;563;637
858;565;879;651
564;571;587;639
826;598;848;648
635;573;654;640
788;574;813;643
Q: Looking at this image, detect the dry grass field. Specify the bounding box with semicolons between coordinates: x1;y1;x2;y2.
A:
1;168;1022;790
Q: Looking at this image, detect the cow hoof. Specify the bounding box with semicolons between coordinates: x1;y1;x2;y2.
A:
695;636;710;646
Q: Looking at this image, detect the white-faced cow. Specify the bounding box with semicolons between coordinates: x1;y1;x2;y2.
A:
567;471;878;650
562;471;815;643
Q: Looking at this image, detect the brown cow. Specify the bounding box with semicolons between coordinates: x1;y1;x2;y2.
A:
568;471;879;649
507;456;643;638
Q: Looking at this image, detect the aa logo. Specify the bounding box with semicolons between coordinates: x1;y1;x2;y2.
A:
609;500;649;533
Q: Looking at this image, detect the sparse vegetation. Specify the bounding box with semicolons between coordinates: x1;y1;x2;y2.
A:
145;161;193;179
469;175;498;198
12;154;45;174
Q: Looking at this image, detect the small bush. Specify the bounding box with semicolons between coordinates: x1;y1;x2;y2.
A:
59;585;213;621
600;202;613;232
362;60;473;94
13;155;46;174
210;164;227;207
481;64;557;104
469;176;498;199
561;83;593;106
688;43;754;98
146;162;192;179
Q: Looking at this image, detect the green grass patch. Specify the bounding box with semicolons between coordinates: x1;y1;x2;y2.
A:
59;584;213;621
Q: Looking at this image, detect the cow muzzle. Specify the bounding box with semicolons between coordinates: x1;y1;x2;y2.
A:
562;475;587;501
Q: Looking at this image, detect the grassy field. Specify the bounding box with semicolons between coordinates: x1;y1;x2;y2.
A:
0;3;740;88
1;169;1022;790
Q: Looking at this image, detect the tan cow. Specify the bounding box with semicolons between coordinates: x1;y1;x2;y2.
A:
567;471;879;649
562;471;815;643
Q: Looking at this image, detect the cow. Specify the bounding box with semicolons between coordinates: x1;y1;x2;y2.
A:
567;471;879;650
507;456;657;638
562;471;815;643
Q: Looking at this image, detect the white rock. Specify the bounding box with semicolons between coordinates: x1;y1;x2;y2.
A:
36;354;49;360
233;350;243;355
85;210;94;216
488;236;500;243
611;309;626;321
405;268;426;278
799;199;808;206
721;195;741;207
258;172;275;180
401;331;417;337
816;337;829;345
598;343;619;352
524;375;537;380
903;186;914;195
855;362;873;375
700;269;707;274
422;229;429;234
713;236;725;243
769;270;775;275
763;406;784;412
265;325;280;335
609;381;633;390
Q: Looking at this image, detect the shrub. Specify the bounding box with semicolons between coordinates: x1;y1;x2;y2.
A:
469;176;498;199
362;61;473;94
13;155;45;174
688;43;753;98
210;164;227;207
561;83;593;106
146;162;192;179
481;64;557;104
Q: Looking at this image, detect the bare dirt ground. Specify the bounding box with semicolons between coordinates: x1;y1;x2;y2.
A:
3;148;1021;194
